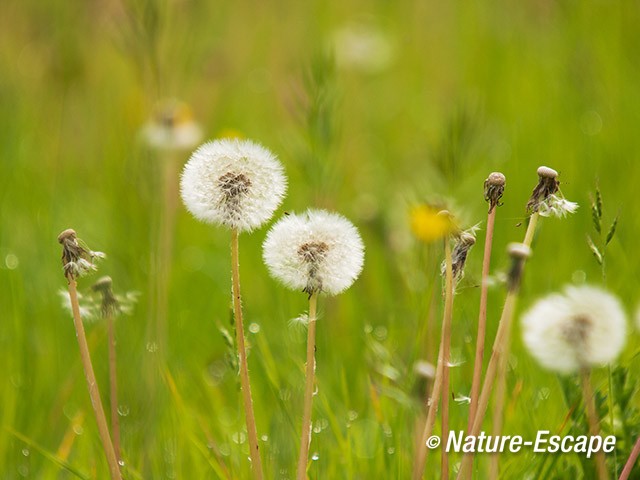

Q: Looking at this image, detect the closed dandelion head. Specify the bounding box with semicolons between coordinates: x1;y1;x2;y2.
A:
57;229;105;279
526;166;561;214
180;138;287;232
484;172;506;212
263;209;364;296
143;99;203;151
521;285;627;374
442;228;476;282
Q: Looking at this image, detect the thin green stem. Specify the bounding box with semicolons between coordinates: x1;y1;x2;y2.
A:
231;229;264;480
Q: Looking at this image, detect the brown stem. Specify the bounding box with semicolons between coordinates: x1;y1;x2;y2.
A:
468;208;496;432
581;369;609;480
441;237;454;480
457;213;539;480
107;311;122;467
296;292;318;480
231;229;264;480
67;277;122;480
619;436;640;480
412;238;454;480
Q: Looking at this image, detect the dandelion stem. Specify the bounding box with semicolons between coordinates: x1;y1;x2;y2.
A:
231;228;263;480
580;368;609;480
441;237;454;480
107;310;122;467
297;291;318;480
66;276;122;480
412;236;454;480
619;436;640;480
468;206;496;432
457;212;539;480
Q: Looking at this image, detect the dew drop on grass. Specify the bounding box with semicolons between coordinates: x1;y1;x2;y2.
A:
374;326;387;340
232;431;247;444
5;254;19;269
387;447;395;455
311;452;320;461
72;425;83;435
146;342;158;353
118;460;125;467
364;324;373;334
261;435;269;442
219;444;231;456
348;410;358;421
249;322;260;334
21;449;29;456
313;424;322;434
538;387;550;400
117;405;130;417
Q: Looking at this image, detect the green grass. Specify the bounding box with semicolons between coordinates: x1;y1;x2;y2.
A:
1;0;640;478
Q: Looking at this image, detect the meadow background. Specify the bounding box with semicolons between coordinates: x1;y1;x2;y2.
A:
1;0;640;478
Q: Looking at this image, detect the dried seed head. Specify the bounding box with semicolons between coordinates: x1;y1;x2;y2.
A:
537;166;558;179
484;172;506;213
443;229;477;283
58;229;105;279
526;165;560;214
521;286;627;374
180;138;287;232
91;276;121;317
263;209;364;297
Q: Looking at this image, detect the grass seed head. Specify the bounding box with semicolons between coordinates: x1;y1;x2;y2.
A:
263;209;364;296
180;138;287;232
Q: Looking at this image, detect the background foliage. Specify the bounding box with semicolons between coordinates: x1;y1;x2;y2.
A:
1;0;640;478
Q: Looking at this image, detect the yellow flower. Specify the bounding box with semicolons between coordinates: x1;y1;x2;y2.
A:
409;205;455;243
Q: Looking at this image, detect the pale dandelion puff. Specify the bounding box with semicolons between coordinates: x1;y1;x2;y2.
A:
59;289;99;321
538;194;579;218
262;209;364;296
521;285;627;374
180;138;287;232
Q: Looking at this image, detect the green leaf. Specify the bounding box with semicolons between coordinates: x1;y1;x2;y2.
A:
586;234;603;265
605;210;620;245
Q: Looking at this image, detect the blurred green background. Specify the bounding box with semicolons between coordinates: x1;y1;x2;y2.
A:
2;0;640;478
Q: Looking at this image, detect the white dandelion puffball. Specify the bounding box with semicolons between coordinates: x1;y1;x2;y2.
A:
521;286;627;374
180;138;287;232
263;209;365;296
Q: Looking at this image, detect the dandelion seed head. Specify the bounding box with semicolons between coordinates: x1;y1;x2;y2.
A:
537;166;558;179
484;172;506;212
180;138;287;232
58;229;104;279
263;209;364;296
527;165;561;214
521;285;626;374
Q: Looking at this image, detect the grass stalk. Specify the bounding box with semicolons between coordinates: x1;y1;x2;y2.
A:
231;228;264;480
66;276;122;480
457;212;539;480
296;291;319;480
580;369;609;480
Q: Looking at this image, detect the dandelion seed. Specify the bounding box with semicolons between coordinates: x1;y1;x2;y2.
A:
57;229;105;279
521;286;627;374
142;99;203;151
59;289;98;321
262;209;364;296
180;138;287;232
538;194;579;218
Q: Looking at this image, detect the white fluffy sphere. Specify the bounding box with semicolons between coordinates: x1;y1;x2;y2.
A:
263;209;365;296
521;285;627;374
180;138;287;232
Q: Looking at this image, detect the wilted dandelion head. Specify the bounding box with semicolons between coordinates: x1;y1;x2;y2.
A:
409;205;456;244
484;172;506;212
263;209;364;296
142;99;203;151
526;166;561;214
57;229;105;279
91;276;121;317
521;285;627;374
180;138;287;232
442;229;476;282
